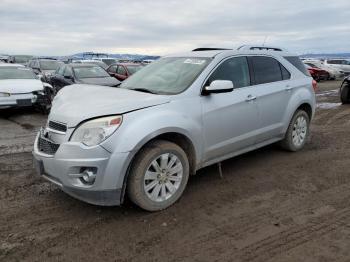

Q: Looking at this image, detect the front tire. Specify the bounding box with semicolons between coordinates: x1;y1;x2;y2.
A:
281;110;310;152
127;140;190;211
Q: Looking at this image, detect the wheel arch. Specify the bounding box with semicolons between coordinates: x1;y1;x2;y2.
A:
119;131;197;204
297;103;313;120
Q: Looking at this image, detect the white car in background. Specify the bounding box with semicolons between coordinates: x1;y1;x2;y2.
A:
323;59;350;76
303;59;344;80
0;64;53;111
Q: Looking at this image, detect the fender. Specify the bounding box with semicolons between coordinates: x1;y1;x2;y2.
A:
101;99;203;187
103;103;202;158
282;86;316;134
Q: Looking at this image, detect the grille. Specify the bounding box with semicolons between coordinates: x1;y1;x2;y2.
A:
48;121;67;133
38;136;60;155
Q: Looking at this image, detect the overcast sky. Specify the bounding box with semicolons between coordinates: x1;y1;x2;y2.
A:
1;0;349;56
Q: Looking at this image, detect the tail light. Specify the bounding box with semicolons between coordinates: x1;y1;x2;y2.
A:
312;80;317;92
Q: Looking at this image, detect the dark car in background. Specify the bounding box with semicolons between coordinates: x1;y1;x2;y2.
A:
106;63;144;81
50;63;120;93
28;58;63;83
340;76;350;104
304;64;329;82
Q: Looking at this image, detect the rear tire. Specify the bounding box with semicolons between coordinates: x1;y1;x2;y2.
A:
127;140;189;212
340;83;350;104
280;110;310;152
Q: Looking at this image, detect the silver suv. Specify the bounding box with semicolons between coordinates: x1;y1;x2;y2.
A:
33;45;316;211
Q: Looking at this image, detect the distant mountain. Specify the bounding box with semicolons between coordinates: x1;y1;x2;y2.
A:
300;53;350;59
70;52;160;61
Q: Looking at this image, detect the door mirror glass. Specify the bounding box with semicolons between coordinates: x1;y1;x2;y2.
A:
204;80;234;94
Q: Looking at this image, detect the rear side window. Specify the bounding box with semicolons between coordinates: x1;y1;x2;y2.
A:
250;56;284;84
208;56;250;88
280;64;291;80
284;56;310;76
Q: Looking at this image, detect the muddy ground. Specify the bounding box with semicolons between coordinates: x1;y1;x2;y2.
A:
1;80;350;262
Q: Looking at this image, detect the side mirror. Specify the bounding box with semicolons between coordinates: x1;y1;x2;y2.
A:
203;80;234;94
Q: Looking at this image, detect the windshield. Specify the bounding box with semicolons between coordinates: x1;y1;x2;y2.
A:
40;60;60;70
14;55;32;63
121;57;212;94
0;67;36;79
102;59;117;65
73;66;110;78
126;65;144;75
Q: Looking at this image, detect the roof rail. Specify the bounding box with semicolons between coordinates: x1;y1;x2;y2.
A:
237;45;286;52
192;48;232;52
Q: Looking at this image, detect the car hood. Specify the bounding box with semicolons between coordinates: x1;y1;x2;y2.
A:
0;79;43;94
77;77;120;86
50;84;170;127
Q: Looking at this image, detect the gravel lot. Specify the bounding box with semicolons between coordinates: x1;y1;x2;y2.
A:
1;80;350;262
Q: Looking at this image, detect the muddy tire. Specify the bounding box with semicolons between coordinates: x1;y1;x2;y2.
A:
127;140;189;212
280;110;310;152
340;83;350;104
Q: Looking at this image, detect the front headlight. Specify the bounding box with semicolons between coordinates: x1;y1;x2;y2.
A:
70;116;122;146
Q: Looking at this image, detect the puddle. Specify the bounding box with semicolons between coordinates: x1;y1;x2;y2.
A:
317;102;342;109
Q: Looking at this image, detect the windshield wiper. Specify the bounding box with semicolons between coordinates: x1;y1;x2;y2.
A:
129;88;156;94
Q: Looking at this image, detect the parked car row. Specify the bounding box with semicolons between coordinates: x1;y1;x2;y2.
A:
302;59;348;81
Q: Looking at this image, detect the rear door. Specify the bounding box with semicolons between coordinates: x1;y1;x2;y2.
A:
201;56;260;162
248;56;292;143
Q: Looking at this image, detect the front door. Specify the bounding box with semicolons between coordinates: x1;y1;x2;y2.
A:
201;56;259;162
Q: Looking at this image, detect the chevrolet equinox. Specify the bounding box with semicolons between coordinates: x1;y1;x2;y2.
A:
33;45;316;211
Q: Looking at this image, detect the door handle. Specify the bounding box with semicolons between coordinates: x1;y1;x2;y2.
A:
285;85;293;91
245;94;257;102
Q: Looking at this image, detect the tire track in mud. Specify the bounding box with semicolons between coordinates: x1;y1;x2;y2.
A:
237;208;350;262
132;184;350;261
0;152;34;172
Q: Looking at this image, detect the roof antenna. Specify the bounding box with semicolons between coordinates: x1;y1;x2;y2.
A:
262;36;268;46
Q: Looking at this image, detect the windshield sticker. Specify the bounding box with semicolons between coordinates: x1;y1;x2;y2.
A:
184;59;206;65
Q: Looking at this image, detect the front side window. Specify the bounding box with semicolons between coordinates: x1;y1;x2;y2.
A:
250;56;284;85
207;56;250;88
121;57;212;95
